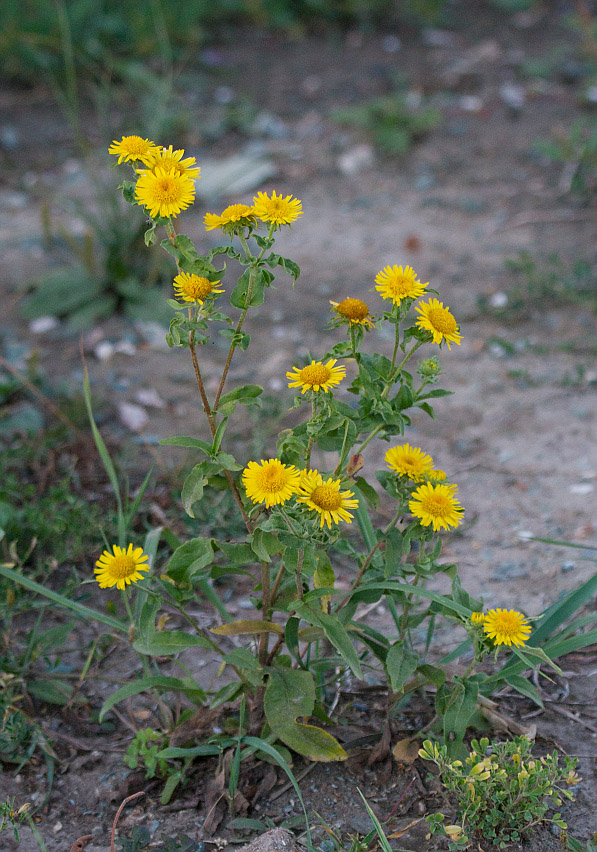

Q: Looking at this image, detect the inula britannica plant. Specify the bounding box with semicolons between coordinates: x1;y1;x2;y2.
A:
5;135;571;781
93;135;566;762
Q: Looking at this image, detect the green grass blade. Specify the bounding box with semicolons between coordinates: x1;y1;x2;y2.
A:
0;564;126;633
354;494;377;552
83;362;125;544
241;736;312;848
125;467;154;529
356;790;393;852
99;675;204;722
529;536;597;552
530;573;597;645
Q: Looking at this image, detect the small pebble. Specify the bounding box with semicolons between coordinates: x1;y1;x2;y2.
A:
569;483;594;495
382;34;401;53
29;316;59;334
561;562;575;573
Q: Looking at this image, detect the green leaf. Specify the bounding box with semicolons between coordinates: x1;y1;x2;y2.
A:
264;668;347;762
505;674;544;707
417;663;446;689
292;601;362;678
230;267;265;310
386;641;418;692
167;537;214;583
100;676;205;721
159;436;213;454
133;630;213;656
251;529;281;562
215;384;263;416
27;679;75;705
181;464;208;517
354;477;380;510
354;581;472;618
530;572;597;645
0;564;126;633
158;744;223;759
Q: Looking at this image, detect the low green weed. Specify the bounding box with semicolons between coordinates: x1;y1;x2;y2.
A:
421;735;579;849
478;252;597;320
0;798;30;844
332;84;441;156
534;119;597;200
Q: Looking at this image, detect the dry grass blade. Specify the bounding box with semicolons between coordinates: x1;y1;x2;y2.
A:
110;791;145;852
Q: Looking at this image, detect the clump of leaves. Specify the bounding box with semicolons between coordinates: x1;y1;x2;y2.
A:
332;85;441;155
534;119;597;200
420;736;579;850
21;171;171;330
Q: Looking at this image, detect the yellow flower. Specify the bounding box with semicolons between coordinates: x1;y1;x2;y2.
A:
242;459;301;508
108;135;160;165
137;144;201;179
415;298;462;349
409;482;464;532
173;272;224;303
385;443;434;481
330;297;374;328
286;359;346;394
483;608;532;648
204;203;256;231
471;611;485;624
566;770;581;785
374;264;427;305
297;470;359;529
252;190;303;226
135;166;195;219
426;469;447;483
94;544;150;590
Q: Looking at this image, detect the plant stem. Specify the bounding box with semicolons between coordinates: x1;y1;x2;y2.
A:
270;562;286;606
295;549;304;600
259;560;271;666
382;340;424;398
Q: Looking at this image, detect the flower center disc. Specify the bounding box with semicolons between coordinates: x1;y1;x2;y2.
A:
259;466;288;492
428;307;457;334
185;277;213;299
124;136;149;154
338;298;369;320
493;612;520;638
311;484;343;511
300;364;331;385
156;177;179;203
110;555;138;579
421;494;451;517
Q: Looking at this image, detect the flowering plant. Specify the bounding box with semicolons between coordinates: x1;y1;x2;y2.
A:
92;134;568;762
420;735;579;849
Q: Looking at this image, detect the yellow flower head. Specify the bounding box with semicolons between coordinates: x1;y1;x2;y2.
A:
286;359;346;394
242;459;301;508
108;135;160;165
204;203;257;232
470;611;485;624
297;470;359;529
138;144;201;179
409;482;464;532
426;469;447;483
385;443;434;481
330;297;374;328
94;543;150;590
374;264;427;305
252;190;303;226
173;272;224;304
483;608;532;648
415;298;462;349
135;166;195;219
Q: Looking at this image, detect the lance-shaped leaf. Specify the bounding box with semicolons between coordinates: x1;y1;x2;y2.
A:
291;601;362;679
100;675;205;721
211;620;283;637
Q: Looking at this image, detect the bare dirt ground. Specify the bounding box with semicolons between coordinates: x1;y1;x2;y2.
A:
1;2;597;850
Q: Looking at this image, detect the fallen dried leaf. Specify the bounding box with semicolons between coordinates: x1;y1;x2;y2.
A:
392;737;420;765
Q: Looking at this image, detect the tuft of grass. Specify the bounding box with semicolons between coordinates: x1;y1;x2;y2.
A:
332;85;441;156
478;252;597;321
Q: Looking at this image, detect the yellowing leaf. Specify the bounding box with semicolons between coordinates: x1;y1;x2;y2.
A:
211;619;283;636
